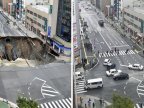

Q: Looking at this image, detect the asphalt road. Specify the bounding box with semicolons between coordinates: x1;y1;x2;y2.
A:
0;63;71;106
0;12;24;36
78;0;144;104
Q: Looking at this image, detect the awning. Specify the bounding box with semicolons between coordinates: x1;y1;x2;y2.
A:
40;31;47;36
137;33;143;37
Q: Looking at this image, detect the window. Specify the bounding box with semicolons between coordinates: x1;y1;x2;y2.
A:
38;23;41;27
139;18;142;22
34;13;37;17
131;15;134;18
49;5;53;14
135;17;138;20
42;17;46;20
27;9;30;13
38;15;42;19
30;11;33;15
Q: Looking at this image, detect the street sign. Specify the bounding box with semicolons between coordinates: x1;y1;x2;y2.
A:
48;26;51;37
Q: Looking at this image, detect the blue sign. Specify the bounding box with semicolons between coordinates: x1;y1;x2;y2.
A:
48;26;51;37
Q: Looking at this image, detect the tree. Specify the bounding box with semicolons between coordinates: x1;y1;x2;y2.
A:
16;96;38;108
107;93;134;108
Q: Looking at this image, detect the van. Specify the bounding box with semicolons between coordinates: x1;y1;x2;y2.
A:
84;78;103;89
75;72;84;80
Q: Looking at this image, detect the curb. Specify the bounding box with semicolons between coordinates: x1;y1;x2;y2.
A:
86;58;99;72
0;97;18;108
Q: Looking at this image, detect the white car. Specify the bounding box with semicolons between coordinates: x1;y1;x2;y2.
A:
106;69;122;76
103;59;112;66
128;64;144;71
75;72;84;80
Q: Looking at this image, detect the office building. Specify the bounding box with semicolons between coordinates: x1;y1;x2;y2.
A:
123;7;144;45
25;0;71;57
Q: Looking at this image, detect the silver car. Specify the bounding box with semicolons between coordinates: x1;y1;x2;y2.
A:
128;64;144;71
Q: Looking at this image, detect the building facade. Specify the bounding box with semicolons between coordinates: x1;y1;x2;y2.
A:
25;0;71;57
123;7;144;45
2;0;12;12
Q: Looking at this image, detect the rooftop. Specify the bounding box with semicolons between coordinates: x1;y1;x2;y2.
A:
31;5;49;13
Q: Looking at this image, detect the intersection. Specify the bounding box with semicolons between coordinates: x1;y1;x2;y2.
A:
76;0;144;104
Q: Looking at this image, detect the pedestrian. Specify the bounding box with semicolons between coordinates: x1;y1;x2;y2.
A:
99;98;102;105
106;51;108;54
93;102;95;108
101;53;103;57
85;103;87;108
98;50;99;54
114;47;116;52
117;49;119;55
80;97;83;104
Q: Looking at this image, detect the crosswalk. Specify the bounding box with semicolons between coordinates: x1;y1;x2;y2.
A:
137;83;144;97
41;83;60;98
39;98;71;108
98;50;136;58
76;78;87;94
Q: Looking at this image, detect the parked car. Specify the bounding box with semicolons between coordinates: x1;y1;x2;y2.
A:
103;59;111;66
98;20;104;27
75;72;84;80
113;72;129;80
106;69;122;77
128;64;143;71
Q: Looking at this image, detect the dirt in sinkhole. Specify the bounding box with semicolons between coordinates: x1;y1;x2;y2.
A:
0;37;56;66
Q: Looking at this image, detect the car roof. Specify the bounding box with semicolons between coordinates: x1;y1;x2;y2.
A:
104;59;110;62
110;69;116;71
134;64;140;66
75;72;81;75
87;78;102;83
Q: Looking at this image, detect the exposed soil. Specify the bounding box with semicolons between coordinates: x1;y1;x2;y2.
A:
0;37;55;66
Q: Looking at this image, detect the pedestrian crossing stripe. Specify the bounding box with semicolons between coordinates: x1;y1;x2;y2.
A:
39;98;71;108
75;79;87;94
41;84;60;98
98;50;136;58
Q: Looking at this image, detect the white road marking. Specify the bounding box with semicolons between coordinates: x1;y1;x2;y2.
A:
99;31;111;50
131;77;141;82
52;101;58;108
120;64;128;67
111;45;129;47
59;100;66;108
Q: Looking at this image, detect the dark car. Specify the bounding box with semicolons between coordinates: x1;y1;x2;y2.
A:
98;20;104;27
113;72;129;81
107;63;116;70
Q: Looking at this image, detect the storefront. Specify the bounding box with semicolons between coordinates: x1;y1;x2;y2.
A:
40;31;47;40
52;40;71;57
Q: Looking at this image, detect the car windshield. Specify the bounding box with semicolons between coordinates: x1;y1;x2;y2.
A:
133;64;140;67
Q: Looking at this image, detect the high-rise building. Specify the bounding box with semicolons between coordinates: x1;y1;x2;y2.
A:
25;0;71;58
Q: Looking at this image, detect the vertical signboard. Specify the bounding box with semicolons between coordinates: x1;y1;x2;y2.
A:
141;20;144;33
44;18;47;32
48;26;51;37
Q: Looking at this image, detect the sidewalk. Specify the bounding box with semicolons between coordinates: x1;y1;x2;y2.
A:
0;97;18;108
77;95;111;108
79;18;98;71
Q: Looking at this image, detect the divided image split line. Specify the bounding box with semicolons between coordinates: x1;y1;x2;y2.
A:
39;98;71;108
98;50;136;58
